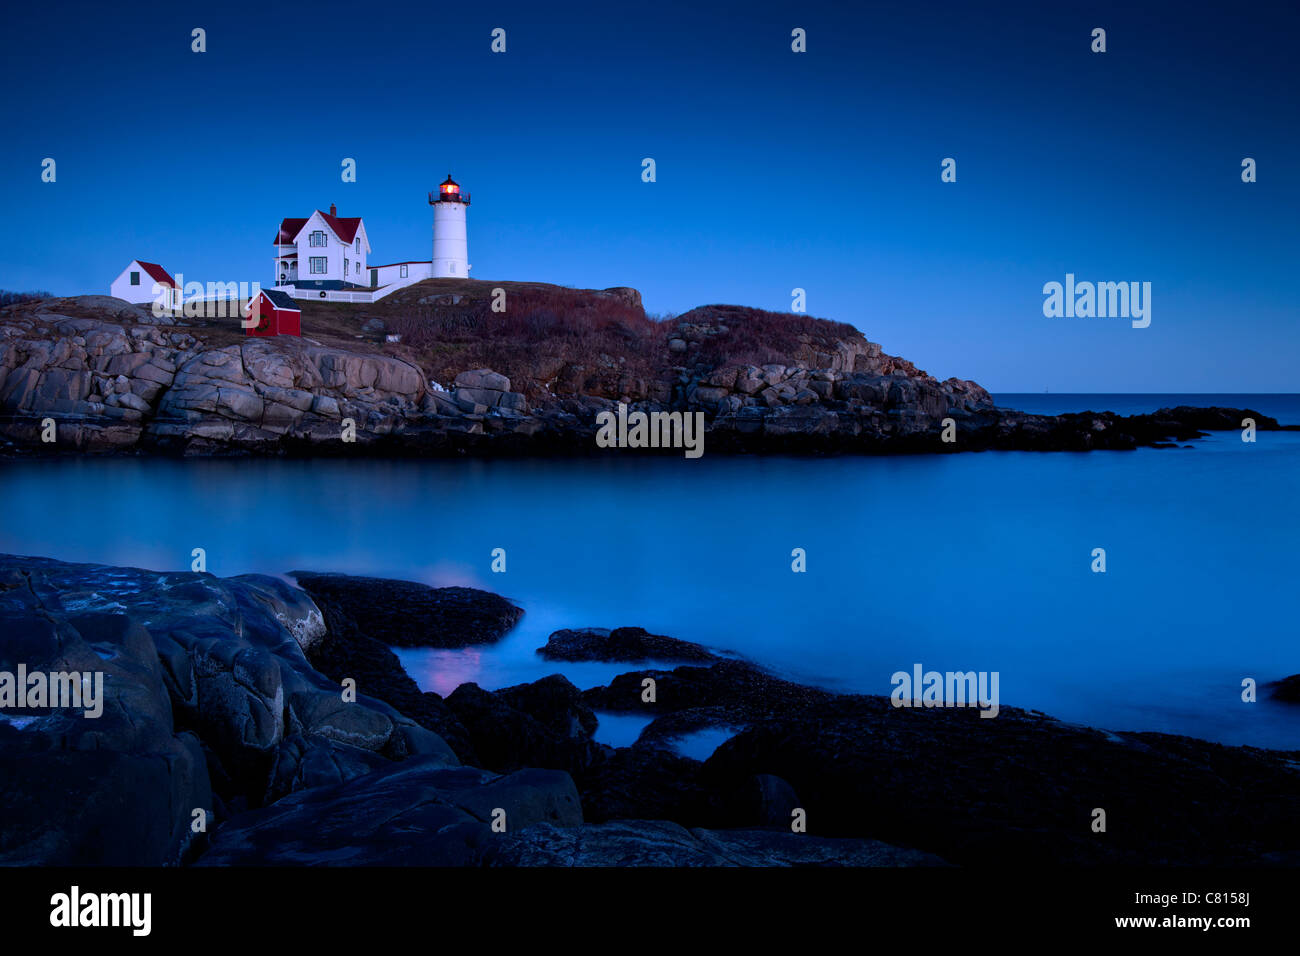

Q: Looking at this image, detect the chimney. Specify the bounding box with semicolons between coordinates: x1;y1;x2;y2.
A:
329;203;336;217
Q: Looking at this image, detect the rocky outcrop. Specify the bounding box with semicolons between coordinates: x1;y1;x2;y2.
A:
565;630;1300;865
291;571;523;648
3;553;957;868
0;301;431;454
539;626;724;664
295;588;479;765
699;696;1300;865
582;658;836;730
1267;674;1300;703
0;554;458;863
4;293;1287;458
444;676;602;775
451;368;529;415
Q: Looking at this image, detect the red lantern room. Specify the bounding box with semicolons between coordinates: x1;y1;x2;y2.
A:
429;174;470;206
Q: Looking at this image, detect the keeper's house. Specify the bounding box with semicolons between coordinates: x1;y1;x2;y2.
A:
274;204;371;290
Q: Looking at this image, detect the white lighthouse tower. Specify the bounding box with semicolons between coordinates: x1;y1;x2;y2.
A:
429;174;470;278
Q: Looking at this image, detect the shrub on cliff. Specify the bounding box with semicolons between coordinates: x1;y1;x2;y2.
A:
679;304;863;369
387;285;666;392
0;290;53;308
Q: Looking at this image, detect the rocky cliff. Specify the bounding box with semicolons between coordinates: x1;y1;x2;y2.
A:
0;285;1288;457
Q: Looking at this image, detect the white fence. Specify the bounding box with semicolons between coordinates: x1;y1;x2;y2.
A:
273;285;404;304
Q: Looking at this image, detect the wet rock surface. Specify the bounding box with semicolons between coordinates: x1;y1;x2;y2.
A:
4;554;1299;867
0;555;457;863
291;571;523;648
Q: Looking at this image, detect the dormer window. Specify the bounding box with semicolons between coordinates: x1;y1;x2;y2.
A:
309;231;326;247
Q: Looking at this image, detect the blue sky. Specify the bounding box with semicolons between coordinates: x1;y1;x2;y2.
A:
1;0;1296;391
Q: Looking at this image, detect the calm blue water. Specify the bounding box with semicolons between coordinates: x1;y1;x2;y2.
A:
1;395;1297;750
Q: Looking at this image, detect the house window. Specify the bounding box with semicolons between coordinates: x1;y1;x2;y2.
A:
310;231;326;247
450;263;456;274
344;258;350;276
354;261;360;275
310;257;327;274
400;264;408;278
354;238;360;253
130;271;140;285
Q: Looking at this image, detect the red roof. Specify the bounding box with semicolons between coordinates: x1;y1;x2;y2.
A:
319;210;362;243
136;261;176;288
274;218;308;245
273;212;362;245
256;289;301;311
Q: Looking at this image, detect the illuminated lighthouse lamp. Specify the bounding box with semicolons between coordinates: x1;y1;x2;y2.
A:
428;174;471;278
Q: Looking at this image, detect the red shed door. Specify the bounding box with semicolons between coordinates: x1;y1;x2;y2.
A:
248;296;275;335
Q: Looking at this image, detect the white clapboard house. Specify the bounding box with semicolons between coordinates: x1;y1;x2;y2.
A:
109;260;181;310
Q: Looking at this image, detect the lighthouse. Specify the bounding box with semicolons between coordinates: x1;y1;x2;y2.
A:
428;174;470;278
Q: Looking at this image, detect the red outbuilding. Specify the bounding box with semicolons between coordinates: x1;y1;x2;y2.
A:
244;289;302;337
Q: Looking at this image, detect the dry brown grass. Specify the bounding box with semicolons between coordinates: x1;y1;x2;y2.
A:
87;280;872;398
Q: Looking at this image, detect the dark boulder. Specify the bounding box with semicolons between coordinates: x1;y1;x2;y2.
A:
582;658;833;721
291;571;523;648
0;609;212;865
573;745;717;825
539;626;722;664
701;696;1300;866
299;590;477;763
197;758;583;866
494;673;599;740
445;678;601;775
0;554;458;844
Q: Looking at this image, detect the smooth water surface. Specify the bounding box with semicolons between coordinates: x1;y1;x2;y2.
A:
2;395;1297;750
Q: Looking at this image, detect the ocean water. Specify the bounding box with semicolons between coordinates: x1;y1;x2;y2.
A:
1;395;1297;751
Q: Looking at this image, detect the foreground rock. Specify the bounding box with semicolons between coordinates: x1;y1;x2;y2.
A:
0;606;210;865
6;554;1300;867
488;820;945;867
0;554;458;863
701;697;1300;865
198;759;583;866
564;631;1300;865
3;291;1289;457
444;675;601;774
